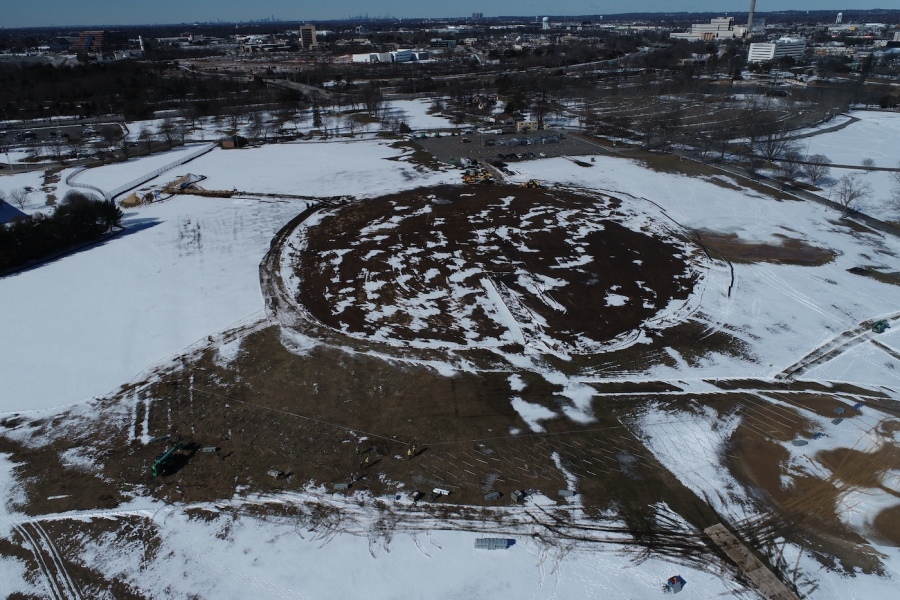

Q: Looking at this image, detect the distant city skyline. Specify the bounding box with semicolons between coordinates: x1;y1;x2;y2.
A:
2;1;880;29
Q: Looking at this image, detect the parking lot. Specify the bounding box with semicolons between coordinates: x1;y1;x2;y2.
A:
413;129;605;166
0;120;124;148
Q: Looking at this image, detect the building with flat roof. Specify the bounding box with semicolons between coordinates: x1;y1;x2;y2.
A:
748;38;807;63
670;17;747;42
298;25;317;50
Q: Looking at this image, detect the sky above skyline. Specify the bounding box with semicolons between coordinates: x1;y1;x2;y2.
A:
3;1;878;28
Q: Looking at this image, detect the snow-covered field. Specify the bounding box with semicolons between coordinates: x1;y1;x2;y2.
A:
0;464;742;600
801;110;900;220
0;196;305;410
385;98;454;130
0;140;458;411
1;115;899;599
190;139;455;197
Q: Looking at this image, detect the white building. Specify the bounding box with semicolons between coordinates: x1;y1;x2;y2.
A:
748;38;807;63
351;49;416;63
670;17;747;42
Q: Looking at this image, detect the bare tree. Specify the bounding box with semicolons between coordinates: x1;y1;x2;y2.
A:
138;125;155;152
226;107;245;134
157;116;177;149
831;173;873;217
47;136;67;162
694;133;716;163
100;125;121;148
117;136;132;159
776;146;803;188
754;126;792;161
9;188;29;210
861;157;875;172
175;120;191;145
273;107;294;134
66;136;86;161
247;111;266;140
889;162;900;212
291;109;308;132
361;83;384;117
802;154;832;186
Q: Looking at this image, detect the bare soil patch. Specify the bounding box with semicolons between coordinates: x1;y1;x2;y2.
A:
873;505;900;546
847;266;900;287
694;230;835;265
294;185;696;350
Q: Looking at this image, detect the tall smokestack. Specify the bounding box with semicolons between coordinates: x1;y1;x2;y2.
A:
747;0;757;33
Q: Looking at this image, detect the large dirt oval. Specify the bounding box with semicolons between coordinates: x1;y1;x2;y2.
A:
289;185;696;351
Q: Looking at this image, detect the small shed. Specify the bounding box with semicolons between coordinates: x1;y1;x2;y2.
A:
474;538;512;550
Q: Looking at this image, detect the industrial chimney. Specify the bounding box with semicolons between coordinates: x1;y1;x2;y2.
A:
747;0;757;33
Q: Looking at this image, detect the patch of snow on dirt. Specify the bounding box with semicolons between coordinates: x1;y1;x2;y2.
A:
605;292;629;307
59;447;99;473
508;374;526;392
510;397;557;432
216;337;244;367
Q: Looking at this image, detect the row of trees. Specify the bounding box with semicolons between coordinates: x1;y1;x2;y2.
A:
0;191;122;271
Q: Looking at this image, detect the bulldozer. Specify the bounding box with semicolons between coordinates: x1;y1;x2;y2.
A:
520;179;542;188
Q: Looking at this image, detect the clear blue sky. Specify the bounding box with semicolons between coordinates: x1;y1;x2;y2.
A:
4;1;874;28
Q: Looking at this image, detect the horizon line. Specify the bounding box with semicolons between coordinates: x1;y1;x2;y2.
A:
3;8;897;31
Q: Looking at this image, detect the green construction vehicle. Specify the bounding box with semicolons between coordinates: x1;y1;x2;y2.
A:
872;320;890;334
151;443;183;477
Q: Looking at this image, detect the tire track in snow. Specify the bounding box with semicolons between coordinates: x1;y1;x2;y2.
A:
14;523;61;600
749;265;839;323
14;521;80;600
411;533;432;557
777;312;900;380
28;521;83;600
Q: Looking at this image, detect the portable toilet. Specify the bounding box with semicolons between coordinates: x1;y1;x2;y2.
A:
666;575;686;593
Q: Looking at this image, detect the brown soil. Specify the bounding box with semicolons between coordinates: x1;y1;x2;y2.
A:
873;505;900;546
5;324;723;539
693;230;836;265
5;322;896;591
296;185;695;348
848;267;900;287
727;397;900;570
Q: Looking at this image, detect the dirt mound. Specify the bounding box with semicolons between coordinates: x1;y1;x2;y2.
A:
290;185;697;352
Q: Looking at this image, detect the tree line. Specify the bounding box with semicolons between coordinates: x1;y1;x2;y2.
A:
0;191;123;271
